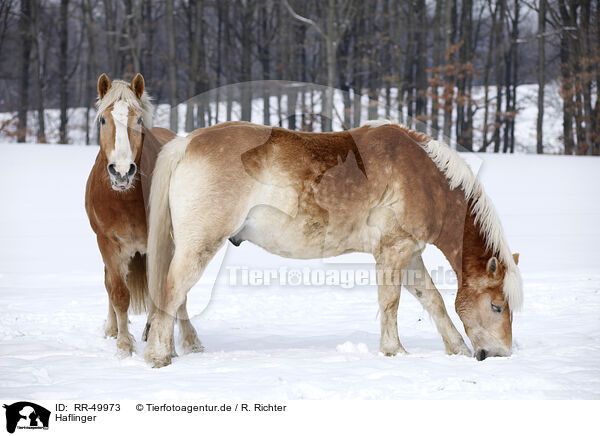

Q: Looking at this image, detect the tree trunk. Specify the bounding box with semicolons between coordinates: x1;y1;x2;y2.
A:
442;0;456;141
102;0;118;76
366;1;378;121
593;0;600;155
58;0;69;144
142;0;153;82
239;1;253;122
415;0;428;130
260;3;271;126
492;0;505;153
580;0;592;155
322;0;337;131
17;0;32;143
166;0;178;131
83;0;99;144
536;0;545;154
509;0;519;153
185;0;203;132
558;0;574;154
404;0;415;128
457;0;472;150
31;0;45;143
431;0;443;139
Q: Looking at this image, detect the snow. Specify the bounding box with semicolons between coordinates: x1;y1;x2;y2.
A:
0;143;599;400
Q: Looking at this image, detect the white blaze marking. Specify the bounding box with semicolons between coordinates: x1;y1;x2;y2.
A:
110;101;133;175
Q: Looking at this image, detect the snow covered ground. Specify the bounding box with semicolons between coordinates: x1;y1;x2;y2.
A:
0;143;599;400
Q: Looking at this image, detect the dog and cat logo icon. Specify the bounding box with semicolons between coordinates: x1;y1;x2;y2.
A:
3;402;50;433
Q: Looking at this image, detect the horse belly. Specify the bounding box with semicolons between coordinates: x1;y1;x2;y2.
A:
236;205;369;259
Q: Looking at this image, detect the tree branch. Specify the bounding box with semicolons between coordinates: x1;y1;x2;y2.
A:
281;0;326;40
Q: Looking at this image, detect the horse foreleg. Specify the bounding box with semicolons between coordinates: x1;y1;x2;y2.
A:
375;238;416;356
404;254;471;356
104;296;118;338
98;237;134;357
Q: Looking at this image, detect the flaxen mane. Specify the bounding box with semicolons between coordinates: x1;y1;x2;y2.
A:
365;120;523;310
95;80;154;126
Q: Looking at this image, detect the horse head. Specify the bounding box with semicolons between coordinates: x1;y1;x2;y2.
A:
96;73;150;191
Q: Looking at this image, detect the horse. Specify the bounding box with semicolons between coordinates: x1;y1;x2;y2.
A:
85;73;203;356
143;120;523;367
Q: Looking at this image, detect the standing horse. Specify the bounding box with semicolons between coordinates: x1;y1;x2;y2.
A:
144;120;523;367
85;73;202;356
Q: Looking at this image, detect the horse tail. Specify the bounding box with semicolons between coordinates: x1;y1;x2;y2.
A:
126;252;147;314
147;135;189;317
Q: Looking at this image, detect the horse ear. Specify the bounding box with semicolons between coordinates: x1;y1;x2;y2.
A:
131;73;145;99
98;74;111;99
487;257;498;274
512;252;520;265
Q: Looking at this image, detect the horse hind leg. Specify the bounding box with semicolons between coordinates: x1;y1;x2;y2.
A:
177;297;204;354
403;254;471;356
145;298;203;354
145;238;223;367
375;238;416;356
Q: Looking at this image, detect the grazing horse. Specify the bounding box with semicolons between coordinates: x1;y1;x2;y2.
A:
144;120;523;367
85;73;202;356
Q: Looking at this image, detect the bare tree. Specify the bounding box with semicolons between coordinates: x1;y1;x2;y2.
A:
166;0;178;131
31;0;45;143
536;0;545;154
0;0;14;55
283;0;355;131
17;0;32;143
58;0;69;143
185;0;204;132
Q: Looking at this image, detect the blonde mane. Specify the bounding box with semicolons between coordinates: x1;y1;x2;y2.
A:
95;80;154;127
421;139;523;310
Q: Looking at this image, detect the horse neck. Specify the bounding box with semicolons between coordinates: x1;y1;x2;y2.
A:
433;197;491;286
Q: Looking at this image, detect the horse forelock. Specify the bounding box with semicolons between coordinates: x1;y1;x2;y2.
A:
95;80;154;127
421;138;523;311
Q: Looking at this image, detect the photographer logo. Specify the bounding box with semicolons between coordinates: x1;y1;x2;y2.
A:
3;402;50;433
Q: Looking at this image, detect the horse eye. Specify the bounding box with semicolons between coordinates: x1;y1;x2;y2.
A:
137;116;142;125
491;303;503;313
100;116;105;125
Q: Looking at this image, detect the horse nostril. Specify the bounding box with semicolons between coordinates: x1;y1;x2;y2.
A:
107;163;117;176
476;349;488;361
127;163;137;177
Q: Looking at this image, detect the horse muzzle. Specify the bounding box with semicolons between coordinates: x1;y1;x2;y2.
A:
107;162;137;191
475;347;511;361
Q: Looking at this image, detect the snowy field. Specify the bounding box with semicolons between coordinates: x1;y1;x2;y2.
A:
0;143;599;400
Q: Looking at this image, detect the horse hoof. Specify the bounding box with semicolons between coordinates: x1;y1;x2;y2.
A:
380;344;408;357
104;324;118;338
148;355;172;368
116;348;132;358
116;343;133;358
182;340;204;354
116;336;134;358
104;329;118;339
141;322;151;342
145;346;172;367
456;344;472;356
445;341;472;356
